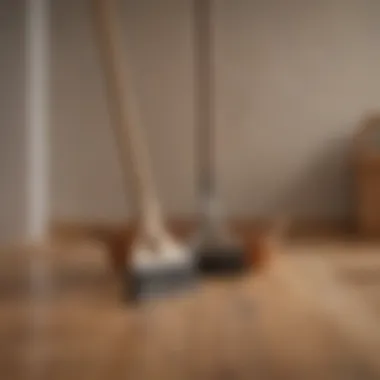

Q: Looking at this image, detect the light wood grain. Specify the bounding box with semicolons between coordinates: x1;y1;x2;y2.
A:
1;240;380;379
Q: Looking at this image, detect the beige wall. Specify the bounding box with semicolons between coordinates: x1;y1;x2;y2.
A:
0;0;27;243
51;0;380;223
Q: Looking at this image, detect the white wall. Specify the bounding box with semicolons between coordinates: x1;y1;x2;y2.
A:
0;0;27;243
51;0;380;223
216;0;380;219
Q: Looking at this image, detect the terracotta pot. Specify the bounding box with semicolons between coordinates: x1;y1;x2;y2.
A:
107;229;135;274
243;232;272;271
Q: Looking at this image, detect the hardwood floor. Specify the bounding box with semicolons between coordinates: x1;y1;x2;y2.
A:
1;239;380;379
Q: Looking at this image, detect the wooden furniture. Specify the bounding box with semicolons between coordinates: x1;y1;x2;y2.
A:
354;114;380;236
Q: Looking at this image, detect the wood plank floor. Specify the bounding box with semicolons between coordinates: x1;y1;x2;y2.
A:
1;240;380;379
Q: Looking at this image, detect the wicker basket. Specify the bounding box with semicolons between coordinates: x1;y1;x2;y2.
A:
354;114;380;236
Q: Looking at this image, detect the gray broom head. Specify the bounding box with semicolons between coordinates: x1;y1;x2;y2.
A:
194;228;246;275
124;237;198;302
196;244;246;274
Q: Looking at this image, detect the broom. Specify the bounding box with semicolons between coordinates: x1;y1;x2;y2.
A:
193;0;246;273
91;0;196;300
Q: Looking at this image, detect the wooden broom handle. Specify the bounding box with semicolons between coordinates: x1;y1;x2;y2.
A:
91;0;164;236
